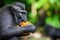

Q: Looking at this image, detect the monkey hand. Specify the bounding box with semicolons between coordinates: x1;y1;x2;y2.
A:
19;21;36;36
24;25;36;33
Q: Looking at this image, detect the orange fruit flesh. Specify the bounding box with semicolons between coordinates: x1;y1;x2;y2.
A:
19;21;31;35
20;21;31;27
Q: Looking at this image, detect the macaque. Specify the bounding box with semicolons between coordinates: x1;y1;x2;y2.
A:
0;2;36;40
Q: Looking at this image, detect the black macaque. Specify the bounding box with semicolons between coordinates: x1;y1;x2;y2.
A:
45;24;60;40
0;2;36;40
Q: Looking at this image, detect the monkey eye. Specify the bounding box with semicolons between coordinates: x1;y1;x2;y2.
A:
13;8;27;14
18;10;27;14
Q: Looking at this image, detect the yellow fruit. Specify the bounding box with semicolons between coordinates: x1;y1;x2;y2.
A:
19;21;31;35
20;21;31;27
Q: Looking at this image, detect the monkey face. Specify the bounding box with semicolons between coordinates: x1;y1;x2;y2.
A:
12;8;27;24
17;10;27;22
11;2;27;24
13;7;27;23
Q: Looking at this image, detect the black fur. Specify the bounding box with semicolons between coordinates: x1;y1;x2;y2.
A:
0;2;36;40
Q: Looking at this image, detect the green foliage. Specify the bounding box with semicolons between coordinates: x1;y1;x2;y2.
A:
4;0;25;5
28;12;38;24
26;0;36;4
4;0;14;5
